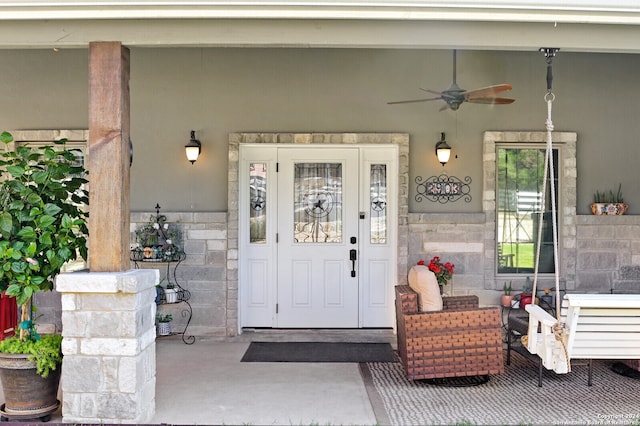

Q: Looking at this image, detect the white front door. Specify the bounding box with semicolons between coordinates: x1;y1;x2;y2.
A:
239;144;397;329
277;148;359;327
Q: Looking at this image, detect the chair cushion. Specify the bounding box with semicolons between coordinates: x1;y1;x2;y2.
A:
408;265;443;312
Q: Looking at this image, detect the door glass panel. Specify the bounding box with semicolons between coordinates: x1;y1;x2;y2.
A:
249;163;267;244
370;164;387;244
293;163;342;243
497;147;558;274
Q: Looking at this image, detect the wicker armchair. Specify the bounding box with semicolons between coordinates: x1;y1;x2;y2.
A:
395;285;504;381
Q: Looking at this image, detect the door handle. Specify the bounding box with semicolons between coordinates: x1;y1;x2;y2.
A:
349;249;357;277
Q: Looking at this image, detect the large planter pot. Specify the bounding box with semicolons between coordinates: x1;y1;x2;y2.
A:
590;202;628;215
0;352;60;422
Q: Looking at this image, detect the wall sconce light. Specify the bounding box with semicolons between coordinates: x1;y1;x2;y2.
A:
435;132;451;166
185;130;202;165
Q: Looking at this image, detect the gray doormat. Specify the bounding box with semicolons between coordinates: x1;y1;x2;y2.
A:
362;351;640;426
241;342;397;363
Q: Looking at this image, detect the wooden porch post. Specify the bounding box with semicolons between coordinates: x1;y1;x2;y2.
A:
88;41;131;271
60;43;156;424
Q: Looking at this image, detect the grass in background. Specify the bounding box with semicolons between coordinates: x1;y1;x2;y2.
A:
501;243;534;268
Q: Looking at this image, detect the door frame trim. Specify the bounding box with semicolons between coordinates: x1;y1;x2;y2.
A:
229;133;409;335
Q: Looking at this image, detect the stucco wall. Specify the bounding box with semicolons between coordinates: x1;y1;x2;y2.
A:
1;48;639;214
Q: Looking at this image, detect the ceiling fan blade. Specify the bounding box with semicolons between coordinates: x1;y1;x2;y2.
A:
466;97;516;105
438;103;451;112
463;84;513;100
387;97;442;105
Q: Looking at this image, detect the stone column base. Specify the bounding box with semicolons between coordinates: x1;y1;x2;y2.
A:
57;269;158;423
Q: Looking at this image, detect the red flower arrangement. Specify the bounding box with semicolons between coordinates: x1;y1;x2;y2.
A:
417;256;455;286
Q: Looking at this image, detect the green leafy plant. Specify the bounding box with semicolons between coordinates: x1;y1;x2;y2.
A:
0;131;88;349
157;313;173;323
0;334;62;378
522;276;532;295
593;183;624;203
503;281;513;295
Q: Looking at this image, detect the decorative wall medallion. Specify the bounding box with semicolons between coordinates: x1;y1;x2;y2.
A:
415;174;472;203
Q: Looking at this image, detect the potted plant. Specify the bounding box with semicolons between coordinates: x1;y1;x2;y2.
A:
0;131;88;421
590;183;628;215
501;281;514;307
156;313;173;336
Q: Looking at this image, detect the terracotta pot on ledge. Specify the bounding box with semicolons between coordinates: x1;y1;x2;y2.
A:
590;202;628;216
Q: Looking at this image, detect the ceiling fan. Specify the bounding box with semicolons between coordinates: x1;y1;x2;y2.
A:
387;50;515;111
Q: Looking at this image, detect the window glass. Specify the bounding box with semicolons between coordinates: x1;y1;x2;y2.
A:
249;163;267;244
497;147;558;274
293;163;342;243
370;164;387;244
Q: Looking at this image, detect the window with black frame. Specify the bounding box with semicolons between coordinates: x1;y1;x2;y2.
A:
496;146;559;274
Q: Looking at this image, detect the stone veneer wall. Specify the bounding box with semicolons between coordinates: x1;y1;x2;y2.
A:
37;213;640;337
408;213;640;306
408;213;488;300
576;215;640;294
129;211;231;336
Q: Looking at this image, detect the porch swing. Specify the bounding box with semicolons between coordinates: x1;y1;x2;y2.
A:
522;49;640;386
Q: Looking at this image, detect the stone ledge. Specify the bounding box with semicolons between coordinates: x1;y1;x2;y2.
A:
57;269;158;294
577;214;640;225
409;212;485;224
423;242;484;253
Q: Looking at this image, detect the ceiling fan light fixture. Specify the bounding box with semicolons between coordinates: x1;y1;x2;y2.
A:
435;132;451;166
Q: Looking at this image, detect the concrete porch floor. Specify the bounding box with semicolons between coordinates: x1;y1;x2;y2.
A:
152;329;395;425
1;329;394;425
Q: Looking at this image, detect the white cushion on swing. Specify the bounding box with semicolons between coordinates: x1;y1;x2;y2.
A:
408;265;443;312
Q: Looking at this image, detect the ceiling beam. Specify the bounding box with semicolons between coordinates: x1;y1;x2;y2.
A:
0;18;639;54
